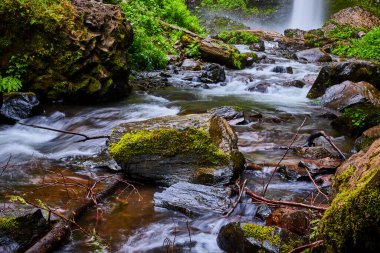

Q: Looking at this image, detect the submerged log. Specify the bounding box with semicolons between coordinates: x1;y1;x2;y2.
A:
25;175;124;253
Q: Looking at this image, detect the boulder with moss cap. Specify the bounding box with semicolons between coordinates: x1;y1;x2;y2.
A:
319;138;380;252
108;114;245;186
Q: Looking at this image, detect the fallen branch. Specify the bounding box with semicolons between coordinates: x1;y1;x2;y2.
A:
0;155;12;177
245;188;327;212
18;122;110;142
303;166;329;202
304;130;346;160
224;179;247;217
262;117;307;196
25;174;126;253
288;240;324;253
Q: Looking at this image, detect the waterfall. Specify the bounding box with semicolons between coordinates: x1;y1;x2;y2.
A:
289;0;325;30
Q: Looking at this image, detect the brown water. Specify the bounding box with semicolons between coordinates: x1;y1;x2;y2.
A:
0;47;354;252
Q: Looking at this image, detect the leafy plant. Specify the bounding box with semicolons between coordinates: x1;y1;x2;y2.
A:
185;42;202;59
0;76;22;93
216;31;259;44
327;25;368;39
332;27;380;60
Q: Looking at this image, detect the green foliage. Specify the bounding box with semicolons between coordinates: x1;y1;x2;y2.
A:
242;224;280;245
327;25;368;39
109;128;229;166
201;0;260;14
119;0;204;70
341;106;380;132
327;0;380;17
0;76;22;93
0;0;76;33
185;42;202;59
332;27;380;60
216;31;259;44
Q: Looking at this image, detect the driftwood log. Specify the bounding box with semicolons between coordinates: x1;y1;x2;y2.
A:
25;175;124;253
159;20;253;69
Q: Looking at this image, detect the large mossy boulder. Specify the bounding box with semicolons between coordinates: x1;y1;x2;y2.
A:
0;0;133;103
217;223;303;253
108;114;245;186
307;60;380;99
319;138;380;252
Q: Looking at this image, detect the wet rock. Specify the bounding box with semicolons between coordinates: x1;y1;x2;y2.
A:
132;72;169;90
0;92;43;124
250;40;265;52
329;7;380;30
108;114;245;186
248;82;272;93
217;222;304;253
294;48;332;63
181;59;202;71
283;80;307;88
321;81;380;112
246;163;264;171
0;209;51;253
294;146;339;159
278;164;309;181
257;55;276;64
284;29;306;40
315;174;333;188
154;182;231;218
266;208;310;236
302;74;317;85
200;63;226;83
271;66;293;74
299;158;341;175
256;204;272;220
355;124;380;151
208;106;244;121
307;60;380;99
319;138;380;252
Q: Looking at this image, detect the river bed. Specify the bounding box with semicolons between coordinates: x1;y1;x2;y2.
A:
0;46;354;252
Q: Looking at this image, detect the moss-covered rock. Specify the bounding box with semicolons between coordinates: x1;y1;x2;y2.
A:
319;138;380;252
0;0;133;103
355;124;380;151
217;222;304;253
108;114;245;186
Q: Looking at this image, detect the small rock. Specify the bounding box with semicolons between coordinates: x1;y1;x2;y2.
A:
266;208;310;236
256;204;272;220
283;80;307;88
248;82;271;93
200;63;226;83
208;106;244;121
154;182;231;218
294;48;332;63
181;59;202;71
250;40;265;52
257;55;276;64
271;66;293;74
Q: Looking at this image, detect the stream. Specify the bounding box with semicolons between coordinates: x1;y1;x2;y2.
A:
0;42;355;252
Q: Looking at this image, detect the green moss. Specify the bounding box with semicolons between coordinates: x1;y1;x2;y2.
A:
319;166;380;252
0;217;17;230
109;128;230;165
215;31;259;45
327;25;368;39
242;224;280;246
334;166;356;191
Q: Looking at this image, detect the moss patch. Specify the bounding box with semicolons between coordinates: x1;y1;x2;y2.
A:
0;217;17;230
215;31;259;45
242;224;280;246
320;166;380;252
109;128;230;166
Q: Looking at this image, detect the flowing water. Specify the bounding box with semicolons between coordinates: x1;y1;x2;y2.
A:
0;44;354;252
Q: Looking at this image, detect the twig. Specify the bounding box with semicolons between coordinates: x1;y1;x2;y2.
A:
262;117;307;196
245;188;327;212
18;122;110;142
304;130;346;160
303;166;329;202
186;219;192;252
288;240;324;253
224;179;247;217
0;155;12;177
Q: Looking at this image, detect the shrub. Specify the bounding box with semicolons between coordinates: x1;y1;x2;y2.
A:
119;0;204;70
332;27;380;60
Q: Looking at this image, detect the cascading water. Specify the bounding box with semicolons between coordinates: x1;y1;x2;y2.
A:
289;0;325;30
